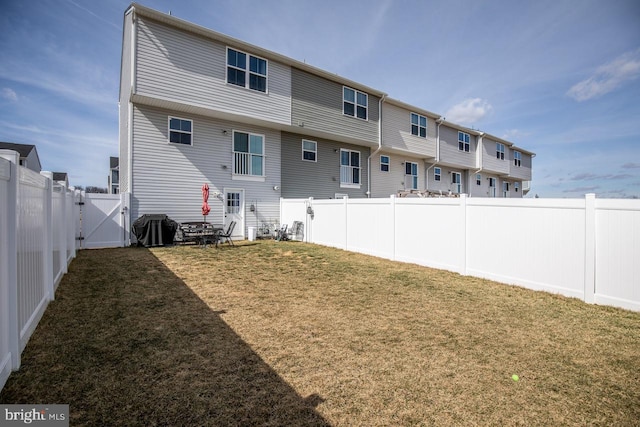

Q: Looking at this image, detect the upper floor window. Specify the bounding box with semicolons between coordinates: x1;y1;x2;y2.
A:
169;117;192;145
458;131;470;152
411;113;427;138
380;155;390;172
476;173;482;186
302;140;317;162
434;167;441;181
233;131;264;176
227;48;267;92
340;149;361;187
514;151;522;167
405;162;418;190
343;87;368;120
496;143;505;160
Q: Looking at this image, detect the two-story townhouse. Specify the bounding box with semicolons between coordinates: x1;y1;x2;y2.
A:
119;4;535;242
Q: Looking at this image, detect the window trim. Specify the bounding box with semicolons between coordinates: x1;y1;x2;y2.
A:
232;130;266;179
410;113;427;138
514;151;522;167
380;155;390;172
168;116;193;146
226;47;268;93
434;167;441;182
458;131;470;152
302;139;317;162
343;86;368;121
339;148;361;188
496;143;505;160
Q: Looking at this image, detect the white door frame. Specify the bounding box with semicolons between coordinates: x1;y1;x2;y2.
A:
223;188;245;239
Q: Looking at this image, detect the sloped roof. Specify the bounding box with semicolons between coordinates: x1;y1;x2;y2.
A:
0;141;37;157
110;156;119;168
52;172;68;181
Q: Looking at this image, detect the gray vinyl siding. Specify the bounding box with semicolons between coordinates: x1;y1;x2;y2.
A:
438;125;477;169
426;164;467;195
291;68;379;145
509;151;533;180
481;138;510;175
370;154;426;197
119;12;132;192
130;105;281;234
281;132;370;199
135;17;291;125
382;103;436;158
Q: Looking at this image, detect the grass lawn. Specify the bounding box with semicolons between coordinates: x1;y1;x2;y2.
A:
1;241;639;426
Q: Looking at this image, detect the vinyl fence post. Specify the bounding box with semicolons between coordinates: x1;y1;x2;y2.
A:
584;193;596;304
1;151;20;372
41;172;54;301
343;195;349;250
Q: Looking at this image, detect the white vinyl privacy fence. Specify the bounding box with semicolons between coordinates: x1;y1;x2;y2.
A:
281;194;640;312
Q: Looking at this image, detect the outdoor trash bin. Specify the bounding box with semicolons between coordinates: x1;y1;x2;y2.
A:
132;214;178;247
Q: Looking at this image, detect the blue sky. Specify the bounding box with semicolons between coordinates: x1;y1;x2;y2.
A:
1;0;639;197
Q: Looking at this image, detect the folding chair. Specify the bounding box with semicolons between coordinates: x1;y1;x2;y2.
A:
219;221;236;246
275;224;289;241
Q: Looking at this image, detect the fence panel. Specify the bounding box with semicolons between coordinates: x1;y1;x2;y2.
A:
0;157;15;392
310;199;347;249
345;198;394;260
594;199;640;310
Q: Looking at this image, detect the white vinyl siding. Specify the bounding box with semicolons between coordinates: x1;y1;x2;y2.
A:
381;103;436;158
481;138;510;175
438;125;476;168
135;18;291;125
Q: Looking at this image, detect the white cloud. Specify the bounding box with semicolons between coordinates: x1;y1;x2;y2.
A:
445;98;493;125
1;88;17;101
567;48;640;101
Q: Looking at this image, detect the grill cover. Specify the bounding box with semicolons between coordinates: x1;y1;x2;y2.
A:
132;214;178;247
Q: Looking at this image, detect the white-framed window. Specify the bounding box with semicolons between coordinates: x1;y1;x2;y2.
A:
514;182;520;193
458;131;470;152
233;131;264;177
227;47;268;92
489;177;496;197
514;151;522;167
380;155;390;172
476;173;482;186
496;143;505;160
410;113;427;138
503;182;510;197
405;162;418;190
434;167;441;181
302;139;317;162
452;172;462;193
343;86;368;120
169;117;193;145
340;149;361;187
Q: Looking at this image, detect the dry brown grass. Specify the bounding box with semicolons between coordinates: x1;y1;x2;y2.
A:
1;241;639;426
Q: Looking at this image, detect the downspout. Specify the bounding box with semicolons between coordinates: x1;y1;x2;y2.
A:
367;93;386;198
426;116;445;190
128;8;137;195
471;132;485;197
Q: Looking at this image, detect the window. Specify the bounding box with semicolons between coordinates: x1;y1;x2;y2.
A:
514;151;522;167
227;48;267;92
489;177;496;197
452;172;462;193
405;162;418;190
233;131;264;176
380;155;390;172
411;113;427;138
458;131;470;152
343;87;368;120
496;143;505;160
302;140;317;162
434;167;441;181
476;173;482;186
340;149;361;187
514;182;520;193
169;117;192;145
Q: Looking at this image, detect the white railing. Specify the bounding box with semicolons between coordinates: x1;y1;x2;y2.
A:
0;151;78;392
281;194;640;313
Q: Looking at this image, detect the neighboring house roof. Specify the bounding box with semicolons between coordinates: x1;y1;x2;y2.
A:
110;156;119;169
52;172;68;181
0;141;43;171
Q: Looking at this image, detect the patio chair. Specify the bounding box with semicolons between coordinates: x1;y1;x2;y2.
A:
275;224;289;241
219;221;236;246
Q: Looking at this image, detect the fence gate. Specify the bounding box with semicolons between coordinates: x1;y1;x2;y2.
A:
77;192;130;249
